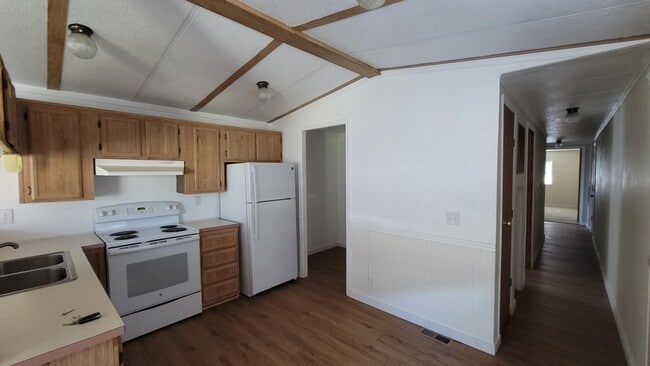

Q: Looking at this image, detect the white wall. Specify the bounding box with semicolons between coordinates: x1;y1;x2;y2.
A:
0;87;275;242
306;125;346;254
276;41;643;354
592;67;650;366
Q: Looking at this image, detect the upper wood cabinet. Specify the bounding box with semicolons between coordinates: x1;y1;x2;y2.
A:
222;129;256;162
177;125;223;194
100;113;142;158
0;56;25;154
142;119;180;159
19;103;97;203
256;132;282;162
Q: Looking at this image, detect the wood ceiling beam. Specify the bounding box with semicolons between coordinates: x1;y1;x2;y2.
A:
186;0;380;78
268;76;364;123
47;0;69;90
294;0;403;31
191;39;282;112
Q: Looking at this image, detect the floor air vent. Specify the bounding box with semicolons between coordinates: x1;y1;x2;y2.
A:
420;328;452;345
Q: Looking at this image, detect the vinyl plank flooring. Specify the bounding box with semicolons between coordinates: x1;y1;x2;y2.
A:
124;223;625;365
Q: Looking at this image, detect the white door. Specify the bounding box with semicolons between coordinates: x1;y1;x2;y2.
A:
246;163;295;202
246;198;298;295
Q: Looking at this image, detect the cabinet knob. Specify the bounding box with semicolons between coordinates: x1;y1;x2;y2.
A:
26;186;32;195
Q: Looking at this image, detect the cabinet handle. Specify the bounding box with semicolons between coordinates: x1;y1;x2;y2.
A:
27;186;32;195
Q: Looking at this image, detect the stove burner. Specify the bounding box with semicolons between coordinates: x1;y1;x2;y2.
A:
162;227;187;233
110;230;137;237
115;234;138;240
160;225;178;229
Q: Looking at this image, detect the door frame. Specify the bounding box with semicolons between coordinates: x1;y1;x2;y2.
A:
298;119;349;279
525;129;535;268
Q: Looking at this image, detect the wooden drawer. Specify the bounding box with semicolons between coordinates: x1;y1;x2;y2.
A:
203;278;239;306
201;228;238;253
202;247;237;269
202;262;238;285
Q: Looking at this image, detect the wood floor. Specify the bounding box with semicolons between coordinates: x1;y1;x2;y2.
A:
123;222;626;365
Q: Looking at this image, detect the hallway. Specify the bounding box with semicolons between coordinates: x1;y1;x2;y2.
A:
497;221;627;365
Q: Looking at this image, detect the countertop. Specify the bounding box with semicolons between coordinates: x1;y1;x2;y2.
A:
0;233;124;366
185;218;239;230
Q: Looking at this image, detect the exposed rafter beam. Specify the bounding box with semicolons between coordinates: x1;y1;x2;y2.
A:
191;39;282;112
47;0;69;90
294;0;404;31
186;0;380;78
268;76;364;123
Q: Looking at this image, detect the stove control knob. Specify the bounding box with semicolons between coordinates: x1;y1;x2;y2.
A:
110;209;117;216
99;211;108;217
166;204;173;210
171;204;178;210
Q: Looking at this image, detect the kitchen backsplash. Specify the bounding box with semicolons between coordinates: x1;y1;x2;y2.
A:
0;169;220;242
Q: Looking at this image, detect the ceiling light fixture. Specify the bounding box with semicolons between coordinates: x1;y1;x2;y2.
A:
66;23;97;59
357;0;386;10
257;81;271;102
566;107;579;115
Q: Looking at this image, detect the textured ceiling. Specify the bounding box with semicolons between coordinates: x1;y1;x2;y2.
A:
0;0;648;123
501;43;650;145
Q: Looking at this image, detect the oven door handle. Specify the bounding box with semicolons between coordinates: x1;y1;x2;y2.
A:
107;236;198;256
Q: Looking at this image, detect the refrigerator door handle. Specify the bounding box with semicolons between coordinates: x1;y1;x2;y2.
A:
251;203;259;240
250;166;258;203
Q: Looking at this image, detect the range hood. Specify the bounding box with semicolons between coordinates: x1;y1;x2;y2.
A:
95;159;184;176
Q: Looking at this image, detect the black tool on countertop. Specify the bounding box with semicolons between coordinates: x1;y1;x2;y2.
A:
63;312;101;326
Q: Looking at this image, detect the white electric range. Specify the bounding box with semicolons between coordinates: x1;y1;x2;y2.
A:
95;201;201;342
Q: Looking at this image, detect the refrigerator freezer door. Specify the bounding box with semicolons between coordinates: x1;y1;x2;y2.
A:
246;163;295;203
244;198;298;296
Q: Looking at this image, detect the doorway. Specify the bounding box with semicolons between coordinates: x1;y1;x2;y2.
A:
544;149;581;223
305;125;346;282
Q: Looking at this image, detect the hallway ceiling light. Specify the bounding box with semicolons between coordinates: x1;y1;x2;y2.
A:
566;107;579;115
257;81;271;102
66;23;97;59
357;0;386;10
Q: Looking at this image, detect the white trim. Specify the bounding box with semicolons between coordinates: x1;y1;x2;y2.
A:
349;221;495;252
308;242;343;255
14;84;276;131
347;289;498;355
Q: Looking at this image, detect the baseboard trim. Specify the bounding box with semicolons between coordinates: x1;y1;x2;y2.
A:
590;236;636;366
346;289;497;355
308;243;343;255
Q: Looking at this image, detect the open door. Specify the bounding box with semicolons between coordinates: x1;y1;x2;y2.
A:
500;105;515;333
525;129;534;268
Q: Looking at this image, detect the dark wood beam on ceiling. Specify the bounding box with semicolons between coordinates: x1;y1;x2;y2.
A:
294;0;404;31
186;0;380;78
191;39;282;112
268;76;364;123
47;0;69;90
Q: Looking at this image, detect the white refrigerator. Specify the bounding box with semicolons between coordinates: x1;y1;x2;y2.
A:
219;162;298;296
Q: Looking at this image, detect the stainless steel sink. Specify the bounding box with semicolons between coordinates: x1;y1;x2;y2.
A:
0;251;77;297
0;252;64;275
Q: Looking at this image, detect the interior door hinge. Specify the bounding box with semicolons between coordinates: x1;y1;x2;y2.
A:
97;120;101;128
2;79;7;89
98;143;102;151
23;110;28;121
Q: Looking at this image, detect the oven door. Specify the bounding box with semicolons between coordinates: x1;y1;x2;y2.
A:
107;235;201;316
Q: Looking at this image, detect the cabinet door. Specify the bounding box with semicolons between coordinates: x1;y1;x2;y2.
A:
223;129;256;162
100;114;141;158
256;132;282;162
21;107;84;202
200;226;239;308
194;127;222;192
82;244;108;293
143;119;179;159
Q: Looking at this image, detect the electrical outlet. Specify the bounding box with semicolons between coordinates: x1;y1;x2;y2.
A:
445;211;460;225
0;209;14;225
194;196;201;206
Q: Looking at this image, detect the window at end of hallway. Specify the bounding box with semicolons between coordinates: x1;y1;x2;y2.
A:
545;161;553;185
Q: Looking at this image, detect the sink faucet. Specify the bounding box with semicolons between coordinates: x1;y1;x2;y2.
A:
0;242;19;250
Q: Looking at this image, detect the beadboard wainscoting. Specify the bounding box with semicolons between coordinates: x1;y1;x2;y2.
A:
347;224;497;354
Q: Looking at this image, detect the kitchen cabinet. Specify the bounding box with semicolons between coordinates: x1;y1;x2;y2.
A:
1;56;25;154
47;337;120;366
177;124;224;194
99;113;142;158
83;243;108;293
222;129;256;162
256;132;282;162
142;118;180;159
200;224;240;309
19;102;98;203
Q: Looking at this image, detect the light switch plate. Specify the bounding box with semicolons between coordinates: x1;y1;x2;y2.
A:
0;209;14;225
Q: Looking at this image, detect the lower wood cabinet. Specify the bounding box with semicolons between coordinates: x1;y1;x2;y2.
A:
200;224;240;309
47;337;120;366
82;243;108;293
